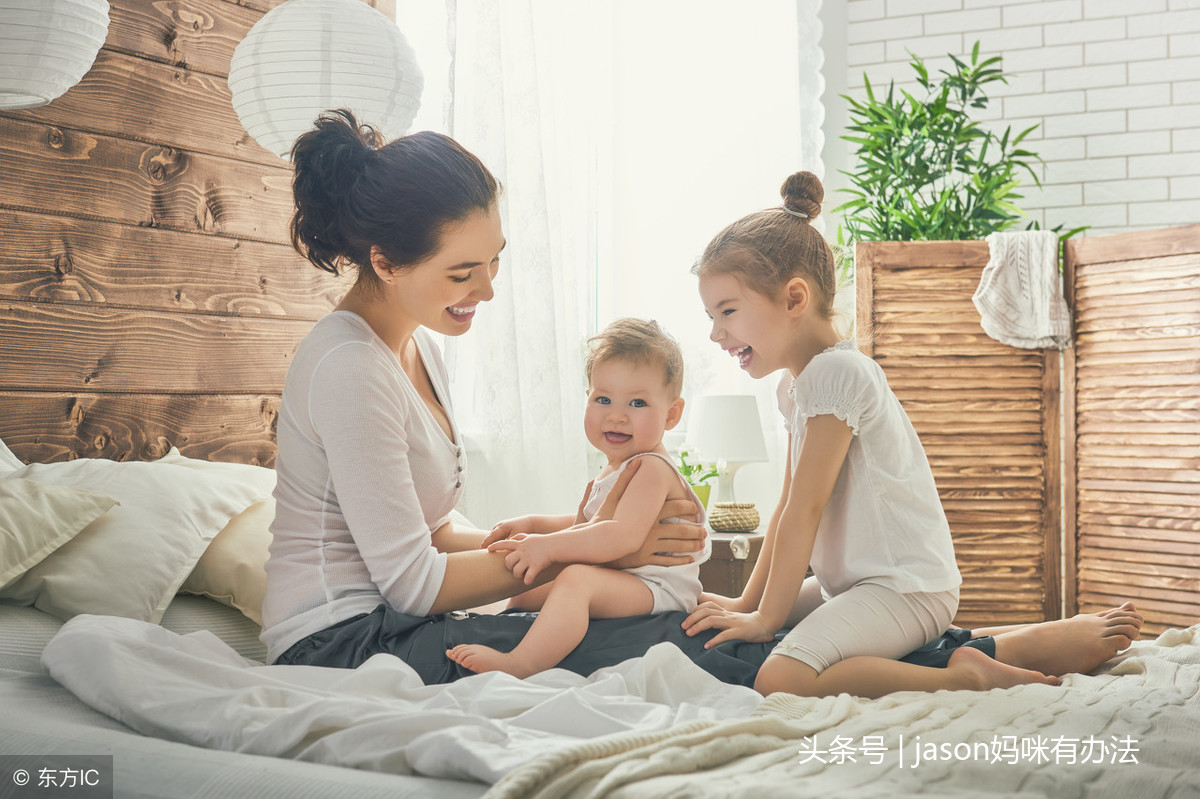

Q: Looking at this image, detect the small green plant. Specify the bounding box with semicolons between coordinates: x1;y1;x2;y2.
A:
836;42;1042;242
676;450;718;487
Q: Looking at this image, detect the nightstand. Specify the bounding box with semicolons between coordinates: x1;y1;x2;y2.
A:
699;530;765;598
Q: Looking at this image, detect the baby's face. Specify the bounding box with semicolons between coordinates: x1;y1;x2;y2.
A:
584;359;678;461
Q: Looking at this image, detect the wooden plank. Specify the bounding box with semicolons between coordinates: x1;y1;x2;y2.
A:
1079;467;1200;484
1079;572;1199;601
872;335;1018;356
7;50;279;167
0;391;279;466
1080;522;1200;541
1077;408;1200;423
1068;224;1200;265
855;240;991;268
0;116;293;244
1074;291;1200;318
1074;255;1200;285
1077;420;1200;437
1076;501;1200;521
1042;347;1062;618
106;0;265;75
1075;309;1200;334
1079;534;1200;558
1078;479;1200;497
855;243;875;359
1078;432;1200;448
1076;393;1200;411
0;300;306;394
0;209;346;318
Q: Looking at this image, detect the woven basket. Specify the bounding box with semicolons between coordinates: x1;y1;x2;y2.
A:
709;502;760;533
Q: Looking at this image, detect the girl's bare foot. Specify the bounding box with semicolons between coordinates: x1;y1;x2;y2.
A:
446;644;537;678
990;602;1143;677
946;646;1060;691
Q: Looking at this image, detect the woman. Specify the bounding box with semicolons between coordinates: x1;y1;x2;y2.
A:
260;110;707;674
261;110;1141;690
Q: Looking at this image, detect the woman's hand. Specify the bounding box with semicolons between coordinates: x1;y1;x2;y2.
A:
488;534;557;585
481;515;542;548
590;458;707;569
681;602;776;649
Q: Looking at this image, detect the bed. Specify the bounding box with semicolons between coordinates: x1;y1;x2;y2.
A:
2;437;1198;798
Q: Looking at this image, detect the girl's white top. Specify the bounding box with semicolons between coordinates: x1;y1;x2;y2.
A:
261;312;461;662
777;340;961;598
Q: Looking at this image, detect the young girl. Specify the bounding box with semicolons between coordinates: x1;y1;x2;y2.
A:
681;171;1063;698
447;318;710;678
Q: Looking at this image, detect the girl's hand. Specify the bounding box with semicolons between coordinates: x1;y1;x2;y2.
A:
488;534;555;584
681;603;776;649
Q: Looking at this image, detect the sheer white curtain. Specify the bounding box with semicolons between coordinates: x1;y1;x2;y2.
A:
444;0;609;522
439;0;826;523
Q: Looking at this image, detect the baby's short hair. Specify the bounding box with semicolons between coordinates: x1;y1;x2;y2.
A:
585;318;684;398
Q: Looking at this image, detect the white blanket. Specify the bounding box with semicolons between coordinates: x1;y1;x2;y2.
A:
41;615;760;785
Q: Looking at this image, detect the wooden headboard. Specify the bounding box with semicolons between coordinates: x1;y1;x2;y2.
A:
0;0;384;466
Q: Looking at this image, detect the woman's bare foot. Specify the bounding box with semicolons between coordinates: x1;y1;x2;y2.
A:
946;646;1060;691
446;644;537;678
990;602;1143;677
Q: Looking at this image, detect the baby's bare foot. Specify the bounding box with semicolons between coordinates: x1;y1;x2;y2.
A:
446;644;537;678
947;646;1060;691
992;602;1143;676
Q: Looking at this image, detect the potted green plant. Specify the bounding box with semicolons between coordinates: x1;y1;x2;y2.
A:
676;450;718;511
836;41;1047;242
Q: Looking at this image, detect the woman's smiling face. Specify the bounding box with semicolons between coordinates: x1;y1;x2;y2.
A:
387;203;505;336
699;271;789;379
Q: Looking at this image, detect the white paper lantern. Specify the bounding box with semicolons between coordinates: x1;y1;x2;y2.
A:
228;0;424;159
0;0;110;110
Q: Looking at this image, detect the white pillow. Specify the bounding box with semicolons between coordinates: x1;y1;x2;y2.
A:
0;437;23;477
0;478;118;590
156;447;276;496
1;458;270;623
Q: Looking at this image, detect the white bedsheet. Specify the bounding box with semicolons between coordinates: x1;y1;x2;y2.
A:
42;614;762;786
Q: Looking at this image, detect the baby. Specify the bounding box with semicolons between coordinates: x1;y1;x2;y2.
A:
446;318;710;678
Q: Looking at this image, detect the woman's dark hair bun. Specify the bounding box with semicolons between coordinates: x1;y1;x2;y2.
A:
781;170;823;222
289;110;383;275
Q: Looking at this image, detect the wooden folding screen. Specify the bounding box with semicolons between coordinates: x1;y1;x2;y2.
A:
856;242;1060;628
1065;225;1200;637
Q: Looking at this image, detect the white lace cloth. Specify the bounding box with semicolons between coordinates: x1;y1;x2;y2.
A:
972;230;1072;349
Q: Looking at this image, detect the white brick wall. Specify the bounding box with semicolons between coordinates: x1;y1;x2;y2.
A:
829;0;1200;237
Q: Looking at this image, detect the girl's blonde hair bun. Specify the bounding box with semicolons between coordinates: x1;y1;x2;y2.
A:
781;171;823;222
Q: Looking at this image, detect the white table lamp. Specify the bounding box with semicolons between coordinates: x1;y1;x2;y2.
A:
686;394;768;503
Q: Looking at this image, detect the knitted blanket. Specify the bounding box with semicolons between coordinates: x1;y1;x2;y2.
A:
487;625;1200;798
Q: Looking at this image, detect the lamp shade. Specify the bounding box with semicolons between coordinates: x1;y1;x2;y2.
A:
228;0;423;159
0;0;109;110
686;394;769;465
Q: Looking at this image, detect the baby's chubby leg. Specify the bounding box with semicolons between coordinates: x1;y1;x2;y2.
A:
506;583;553;611
447;565;655;678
